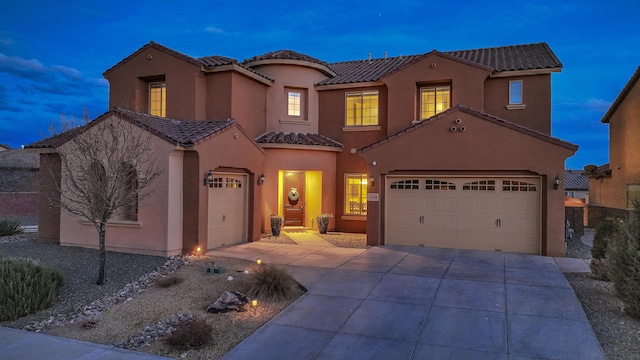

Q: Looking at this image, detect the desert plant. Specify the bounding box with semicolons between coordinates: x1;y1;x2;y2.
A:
0;218;23;236
164;318;212;349
0;258;64;321
607;208;640;319
316;213;333;234
156;275;183;288
590;218;621;280
249;264;297;301
270;215;283;236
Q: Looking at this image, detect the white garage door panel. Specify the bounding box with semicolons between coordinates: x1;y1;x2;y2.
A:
386;177;541;254
208;174;247;249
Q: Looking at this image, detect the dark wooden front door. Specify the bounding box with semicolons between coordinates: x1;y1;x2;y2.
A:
283;171;305;226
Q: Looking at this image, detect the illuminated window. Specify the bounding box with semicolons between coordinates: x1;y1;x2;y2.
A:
226;178;242;189
627;184;640;209
288;92;301;116
345;174;367;215
346;91;378;126
420;86;450;119
509;80;523;105
149;82;166;117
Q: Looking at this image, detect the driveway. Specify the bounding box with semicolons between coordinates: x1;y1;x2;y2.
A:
211;243;604;360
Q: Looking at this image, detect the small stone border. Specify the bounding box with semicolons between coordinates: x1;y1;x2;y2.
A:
113;313;193;350
23;255;192;333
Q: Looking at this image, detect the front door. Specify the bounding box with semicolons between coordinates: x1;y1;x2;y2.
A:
283;171;305;226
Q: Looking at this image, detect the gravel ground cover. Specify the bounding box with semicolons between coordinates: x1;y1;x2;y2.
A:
2;231;639;359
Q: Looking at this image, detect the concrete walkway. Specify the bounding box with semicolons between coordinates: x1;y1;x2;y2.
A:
283;229;335;247
0;326;171;360
212;243;604;360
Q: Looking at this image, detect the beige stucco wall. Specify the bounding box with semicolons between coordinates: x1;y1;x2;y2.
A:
359;109;575;256
595;81;640;209
57;116;180;256
191;125;265;252
251;63;327;134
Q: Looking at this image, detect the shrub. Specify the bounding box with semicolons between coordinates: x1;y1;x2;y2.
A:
0;218;23;236
590;218;621;280
249;264;297;301
607;209;640;319
164;318;212;349
156;275;183;288
0;258;64;321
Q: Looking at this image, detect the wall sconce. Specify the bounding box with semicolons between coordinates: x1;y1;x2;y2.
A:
257;173;265;185
203;170;214;187
370;177;375;187
553;174;561;190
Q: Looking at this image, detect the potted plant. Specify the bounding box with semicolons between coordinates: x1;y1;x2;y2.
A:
316;213;333;234
270;215;283;236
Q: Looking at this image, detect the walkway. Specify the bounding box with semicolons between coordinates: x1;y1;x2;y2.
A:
282;229;335;247
211;243;604;360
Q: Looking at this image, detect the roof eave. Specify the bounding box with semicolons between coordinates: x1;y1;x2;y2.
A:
244;58;337;77
203;64;273;86
490;67;562;78
601;66;640;123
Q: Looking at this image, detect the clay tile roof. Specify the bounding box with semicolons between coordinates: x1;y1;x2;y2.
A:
319;43;561;86
198;55;238;67
244;50;329;67
0;149;39;168
26;108;237;149
446;42;562;72
359;105;577;153
255;132;342;148
103;41;203;76
564;169;589;190
601;66;640;123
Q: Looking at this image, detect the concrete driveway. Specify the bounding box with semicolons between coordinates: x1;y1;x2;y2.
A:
212;243;604;360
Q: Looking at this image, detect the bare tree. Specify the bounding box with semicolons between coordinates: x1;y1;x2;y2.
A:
48;114;161;285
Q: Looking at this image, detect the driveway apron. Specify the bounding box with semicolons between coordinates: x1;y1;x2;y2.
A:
216;243;604;360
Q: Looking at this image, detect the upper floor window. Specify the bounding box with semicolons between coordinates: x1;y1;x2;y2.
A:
149;82;166;117
288;92;301;116
345;174;367;215
509;80;523;105
346;91;378;126
420;86;450;119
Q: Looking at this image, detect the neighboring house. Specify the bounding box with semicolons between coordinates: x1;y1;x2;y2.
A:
585;67;640;212
0;148;39;222
564;169;589;200
28;41;576;257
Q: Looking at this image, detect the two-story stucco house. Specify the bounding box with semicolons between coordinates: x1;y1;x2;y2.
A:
585;67;640;213
28;41;577;257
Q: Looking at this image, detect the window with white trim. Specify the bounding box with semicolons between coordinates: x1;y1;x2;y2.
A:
420;86;450;119
509;80;523;105
345;174;367;215
425;179;456;190
287;92;301;116
149;82;166;117
390;179;420;190
463;180;495;191
503;180;536;192
345;91;378;126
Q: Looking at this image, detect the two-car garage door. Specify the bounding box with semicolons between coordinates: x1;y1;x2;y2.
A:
386;177;541;254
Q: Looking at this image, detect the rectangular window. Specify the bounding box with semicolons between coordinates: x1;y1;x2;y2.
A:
345;174;368;215
509;80;523;105
288;92;301;116
346;91;378;126
627;184;640;209
420;86;450;119
149;82;166;117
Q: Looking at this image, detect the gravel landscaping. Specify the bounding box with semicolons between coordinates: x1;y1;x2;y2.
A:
2;231;640;359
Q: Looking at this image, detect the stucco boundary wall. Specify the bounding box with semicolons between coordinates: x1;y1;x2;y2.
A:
0;192;38;217
565;207;584;234
587;204;631;228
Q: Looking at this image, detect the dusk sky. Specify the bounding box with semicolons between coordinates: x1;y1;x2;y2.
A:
0;0;638;169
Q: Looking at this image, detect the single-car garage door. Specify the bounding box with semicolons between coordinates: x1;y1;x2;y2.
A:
208;173;247;249
386;176;541;254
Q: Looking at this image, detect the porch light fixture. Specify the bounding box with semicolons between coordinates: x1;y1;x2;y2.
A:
553;174;561;190
203;170;214;187
257;173;265;185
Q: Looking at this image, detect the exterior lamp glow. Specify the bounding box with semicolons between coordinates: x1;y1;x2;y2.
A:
196;246;201;254
256;258;262;265
251;299;258;315
203;170;214;187
553;174;561;190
